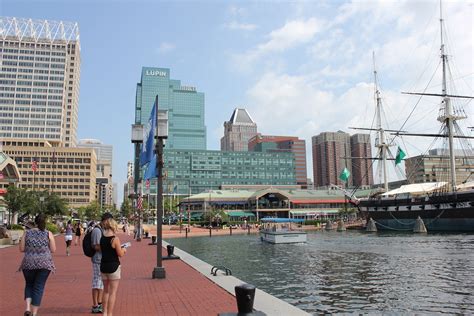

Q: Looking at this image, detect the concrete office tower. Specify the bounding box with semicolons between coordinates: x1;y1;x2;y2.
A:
312;131;352;188
350;133;373;187
221;108;258;152
249;134;308;188
405;148;473;185
135;67;206;150
1;138;96;208
78;139;113;207
0;17;81;147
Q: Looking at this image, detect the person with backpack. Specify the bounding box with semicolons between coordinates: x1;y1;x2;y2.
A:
88;213;112;313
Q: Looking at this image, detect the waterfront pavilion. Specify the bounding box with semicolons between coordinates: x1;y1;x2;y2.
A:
179;187;362;221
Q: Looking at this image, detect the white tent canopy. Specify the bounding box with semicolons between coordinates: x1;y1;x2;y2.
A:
382;182;448;196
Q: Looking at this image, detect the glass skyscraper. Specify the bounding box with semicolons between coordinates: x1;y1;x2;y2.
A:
135;67;206;150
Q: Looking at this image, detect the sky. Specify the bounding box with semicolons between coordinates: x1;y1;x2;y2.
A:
3;0;473;203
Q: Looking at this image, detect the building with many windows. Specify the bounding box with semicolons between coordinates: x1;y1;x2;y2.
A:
405;148;473;185
0;17;81;147
350;133;373;187
1;139;96;208
78;139;114;208
135;67;206;150
162;149;296;195
221;108;258;152
249;134;307;188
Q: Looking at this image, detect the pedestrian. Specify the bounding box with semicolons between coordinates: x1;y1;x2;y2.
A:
124;221;130;236
19;213;56;316
89;213;111;314
64;220;73;256
100;215;126;316
74;221;83;246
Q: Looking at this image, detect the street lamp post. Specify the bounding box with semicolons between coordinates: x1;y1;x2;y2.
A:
131;124;144;242
152;96;168;279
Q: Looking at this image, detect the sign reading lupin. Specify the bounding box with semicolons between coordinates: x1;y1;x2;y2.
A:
145;69;167;77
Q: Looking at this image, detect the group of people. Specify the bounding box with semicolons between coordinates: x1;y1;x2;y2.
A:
18;212;127;316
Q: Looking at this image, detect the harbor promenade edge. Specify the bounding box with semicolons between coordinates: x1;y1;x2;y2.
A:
0;231;237;316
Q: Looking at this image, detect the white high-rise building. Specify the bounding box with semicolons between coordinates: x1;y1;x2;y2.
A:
0;17;81;147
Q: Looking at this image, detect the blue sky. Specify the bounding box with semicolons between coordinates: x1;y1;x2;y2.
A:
3;0;473;203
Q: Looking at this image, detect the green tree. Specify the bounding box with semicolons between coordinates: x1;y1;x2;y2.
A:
84;200;101;221
4;185;27;223
43;192;68;217
120;199;133;220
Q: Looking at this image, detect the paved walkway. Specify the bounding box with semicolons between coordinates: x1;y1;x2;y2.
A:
0;232;237;315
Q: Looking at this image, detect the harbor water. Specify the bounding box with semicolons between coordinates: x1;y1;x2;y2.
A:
168;230;474;314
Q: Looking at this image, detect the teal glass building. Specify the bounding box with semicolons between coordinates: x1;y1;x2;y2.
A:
163;149;296;195
135;67;206;150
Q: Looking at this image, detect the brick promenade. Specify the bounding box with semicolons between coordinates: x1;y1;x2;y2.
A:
0;231;238;316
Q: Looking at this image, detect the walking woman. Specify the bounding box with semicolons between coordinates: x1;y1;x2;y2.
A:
100;216;126;316
64;220;73;256
74;221;83;246
19;214;56;316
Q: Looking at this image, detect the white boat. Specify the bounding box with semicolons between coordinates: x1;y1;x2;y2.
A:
259;218;307;244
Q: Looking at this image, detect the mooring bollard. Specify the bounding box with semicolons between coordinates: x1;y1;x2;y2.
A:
151;236;156;244
166;245;175;257
209;227;212;237
185;227;188;238
230;226;233;236
235;283;256;314
247;225;251;235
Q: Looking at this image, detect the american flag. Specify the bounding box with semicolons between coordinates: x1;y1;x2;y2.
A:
32;159;38;172
137;194;143;210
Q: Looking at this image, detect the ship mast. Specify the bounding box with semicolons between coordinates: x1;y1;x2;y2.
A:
373;53;389;192
438;1;457;191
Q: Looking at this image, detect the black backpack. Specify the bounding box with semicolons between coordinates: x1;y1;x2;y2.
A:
82;227;98;257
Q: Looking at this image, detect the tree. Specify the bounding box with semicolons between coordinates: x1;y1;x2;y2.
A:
120;199;133;220
43;192;68;217
84;200;101;221
4;185;27;223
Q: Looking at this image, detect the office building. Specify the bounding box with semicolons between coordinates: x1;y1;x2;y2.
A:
249;134;307;188
221;108;257;152
135;67;206;150
350;133;373;187
0;17;81;147
405;148;473;185
312;131;353;187
78;139;114;207
163;149;296;195
1;139;96;208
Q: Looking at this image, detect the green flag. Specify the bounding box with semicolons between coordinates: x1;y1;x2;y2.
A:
339;167;350;182
395;146;406;165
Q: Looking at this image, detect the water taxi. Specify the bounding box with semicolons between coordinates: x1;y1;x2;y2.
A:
259;218;307;244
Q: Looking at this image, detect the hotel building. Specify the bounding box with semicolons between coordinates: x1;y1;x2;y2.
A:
0;17;81;147
350;133;373;187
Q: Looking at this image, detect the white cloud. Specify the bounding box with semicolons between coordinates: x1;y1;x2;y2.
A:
225;21;257;31
157;42;175;54
233;18;324;70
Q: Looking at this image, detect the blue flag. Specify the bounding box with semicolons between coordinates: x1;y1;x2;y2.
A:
140;102;156;166
143;156;157;180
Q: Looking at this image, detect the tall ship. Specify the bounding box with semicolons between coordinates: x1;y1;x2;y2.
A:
351;3;474;232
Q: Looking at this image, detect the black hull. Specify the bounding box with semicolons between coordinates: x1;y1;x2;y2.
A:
358;190;474;231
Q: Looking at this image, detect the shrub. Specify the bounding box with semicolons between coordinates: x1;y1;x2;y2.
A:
10;224;24;231
46;222;59;234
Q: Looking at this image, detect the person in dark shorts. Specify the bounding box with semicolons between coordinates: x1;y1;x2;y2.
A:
74;221;83;246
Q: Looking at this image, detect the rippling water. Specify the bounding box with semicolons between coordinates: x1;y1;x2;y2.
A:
168;231;474;314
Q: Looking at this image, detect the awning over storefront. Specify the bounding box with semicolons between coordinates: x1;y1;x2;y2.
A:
226;211;255;217
290;199;344;204
290;209;340;215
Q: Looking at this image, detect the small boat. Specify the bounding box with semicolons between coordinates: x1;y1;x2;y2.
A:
259;218;307;244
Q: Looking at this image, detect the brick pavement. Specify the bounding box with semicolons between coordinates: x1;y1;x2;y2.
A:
0;232;237;316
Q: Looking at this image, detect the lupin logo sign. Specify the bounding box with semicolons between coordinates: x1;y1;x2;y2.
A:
145;70;167;77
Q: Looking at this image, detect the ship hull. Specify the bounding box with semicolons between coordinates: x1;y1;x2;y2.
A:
358;190;474;232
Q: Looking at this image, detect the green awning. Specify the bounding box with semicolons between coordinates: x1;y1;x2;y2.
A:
227;211;255;217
